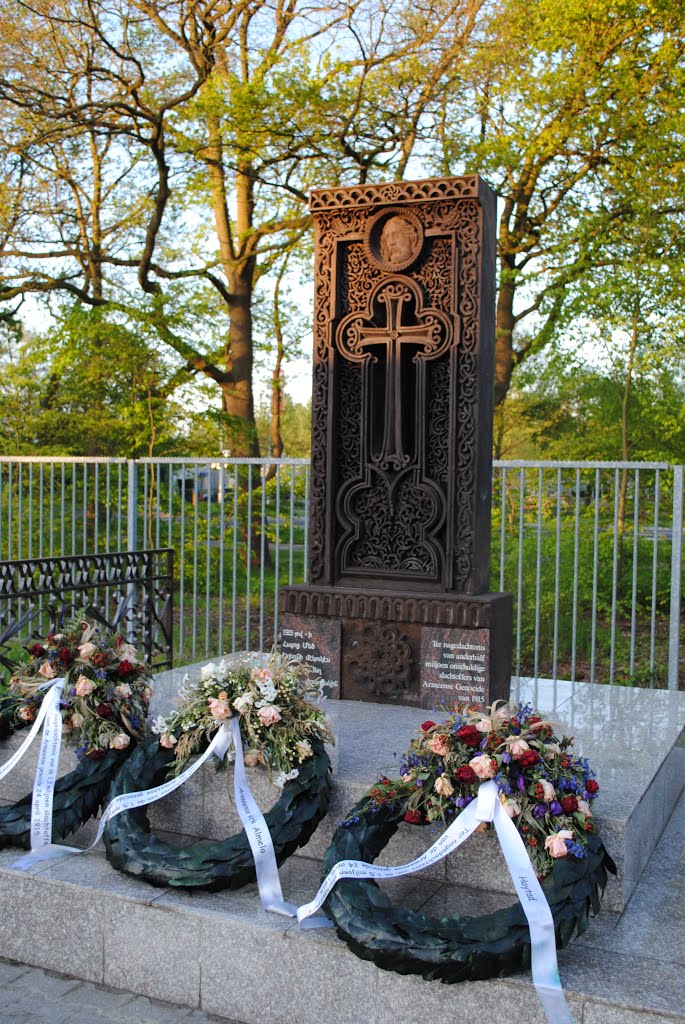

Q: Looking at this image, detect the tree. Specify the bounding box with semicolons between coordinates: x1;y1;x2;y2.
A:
0;0;484;453
0;307;186;455
431;0;685;405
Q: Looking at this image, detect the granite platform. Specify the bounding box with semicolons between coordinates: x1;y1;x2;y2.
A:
0;672;683;1023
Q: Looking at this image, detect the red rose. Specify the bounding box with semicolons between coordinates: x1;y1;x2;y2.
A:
29;643;46;657
86;748;106;760
60;647;75;665
421;721;436;731
456;725;482;747
561;795;578;814
585;779;599;794
95;703;112;718
529;716;541;724
403;810;422;825
456;765;477;784
117;660;135;677
518;749;541;768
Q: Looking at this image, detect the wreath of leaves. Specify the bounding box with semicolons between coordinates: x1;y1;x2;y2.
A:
103;734;332;890
321;796;616;983
0;749;130;849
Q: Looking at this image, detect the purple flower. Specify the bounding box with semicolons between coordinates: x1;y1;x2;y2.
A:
516;776;526;793
532;803;548;818
502;752;511;764
550;800;563;815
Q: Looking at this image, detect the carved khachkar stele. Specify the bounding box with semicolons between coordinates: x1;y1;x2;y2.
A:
281;176;512;706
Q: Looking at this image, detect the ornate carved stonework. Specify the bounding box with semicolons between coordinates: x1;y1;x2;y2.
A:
281;175;512;707
348;623;413;698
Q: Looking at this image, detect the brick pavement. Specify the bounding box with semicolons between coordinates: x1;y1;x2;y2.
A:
0;959;244;1024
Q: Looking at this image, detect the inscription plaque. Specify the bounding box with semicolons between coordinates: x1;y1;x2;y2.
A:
420;627;491;710
280;614;341;698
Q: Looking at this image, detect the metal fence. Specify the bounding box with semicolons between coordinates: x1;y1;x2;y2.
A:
0;456;682;688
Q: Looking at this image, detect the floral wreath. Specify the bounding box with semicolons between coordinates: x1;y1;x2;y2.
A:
0;620;153;849
104;654;334;890
321;700;616;982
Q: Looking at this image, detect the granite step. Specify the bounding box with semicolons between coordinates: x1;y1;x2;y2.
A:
3;674;682;914
0;787;683;1024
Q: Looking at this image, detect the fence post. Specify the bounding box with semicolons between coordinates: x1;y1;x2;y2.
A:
127;460;138;553
668;464;683;690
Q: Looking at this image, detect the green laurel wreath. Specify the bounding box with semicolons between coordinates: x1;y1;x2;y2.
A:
103;735;332;890
0;749;130;849
321;796;616;983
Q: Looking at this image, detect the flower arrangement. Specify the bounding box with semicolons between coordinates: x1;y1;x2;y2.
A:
350;700;600;879
7;620;152;758
151;654;334;786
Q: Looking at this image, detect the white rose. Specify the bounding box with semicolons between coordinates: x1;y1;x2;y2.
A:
110;733;131;750
200;663;217;682
233;693;255;713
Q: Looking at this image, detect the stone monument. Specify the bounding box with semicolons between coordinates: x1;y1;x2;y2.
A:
280;175;512;709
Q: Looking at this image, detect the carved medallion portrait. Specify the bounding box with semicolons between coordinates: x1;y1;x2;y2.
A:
364;207;424;273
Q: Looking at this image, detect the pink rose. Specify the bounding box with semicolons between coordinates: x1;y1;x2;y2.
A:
428;734;450;757
502;797;522;818
434;775;454;797
208;695;231;720
577;799;592;817
160;733;177;749
38;662;56;680
109;733;131;750
75;676;96;697
469;754;496;780
475;717;492;734
540;779;556;802
71;711;84;728
545;830;572;858
18;705;35;722
252;668;273;683
78;642;96;660
244;750;261;767
257;705;282;726
114;683;133;699
506;737;530;759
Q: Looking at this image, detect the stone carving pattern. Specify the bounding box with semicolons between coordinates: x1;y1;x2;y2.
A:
346;473;438;575
415;237;452;311
310;176;479;211
280;587;493;628
310;195;482;593
336;358;362;484
348;622;413;696
310;213;365;580
427;357;450;484
344;241;382;311
428;199;481;590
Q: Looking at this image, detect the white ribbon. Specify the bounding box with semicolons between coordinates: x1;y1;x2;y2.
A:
85;723;232;851
0;678;81;870
8;691;232;869
228;717;297;918
4;700;301;922
297;780;575;1024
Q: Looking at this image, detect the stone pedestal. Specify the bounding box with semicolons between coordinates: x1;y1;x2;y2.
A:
280;586;511;708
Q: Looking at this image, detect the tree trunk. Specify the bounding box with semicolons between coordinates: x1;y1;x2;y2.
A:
223;260;259;457
494;270;516;407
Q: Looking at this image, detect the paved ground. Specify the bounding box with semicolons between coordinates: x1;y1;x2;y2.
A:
0;960;244;1024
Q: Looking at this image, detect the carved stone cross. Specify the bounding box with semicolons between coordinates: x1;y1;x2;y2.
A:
335;276;452;470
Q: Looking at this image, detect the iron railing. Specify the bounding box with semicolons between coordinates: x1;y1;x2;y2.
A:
0;548;174;670
0;456;681;688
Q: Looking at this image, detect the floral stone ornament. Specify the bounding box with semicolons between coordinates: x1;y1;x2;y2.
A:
104;654;334;890
0;620;153;849
321;700;615;983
